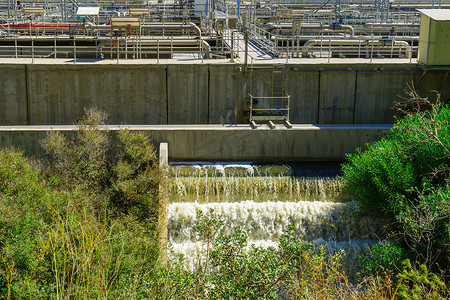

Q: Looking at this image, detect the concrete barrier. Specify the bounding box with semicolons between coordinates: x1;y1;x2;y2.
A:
0;124;391;161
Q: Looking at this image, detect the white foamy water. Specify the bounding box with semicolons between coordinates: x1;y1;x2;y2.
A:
168;201;384;243
169;238;379;273
167;164;385;273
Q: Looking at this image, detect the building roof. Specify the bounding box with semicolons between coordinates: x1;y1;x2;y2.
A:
418;9;450;21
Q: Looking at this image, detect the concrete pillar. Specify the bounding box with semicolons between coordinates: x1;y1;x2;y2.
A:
158;142;169;265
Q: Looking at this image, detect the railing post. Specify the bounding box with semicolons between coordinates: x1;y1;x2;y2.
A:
328;38;331;63
31;37;34;63
14;35;17;58
230;31;235;62
370;36;374;63
116;38;119;64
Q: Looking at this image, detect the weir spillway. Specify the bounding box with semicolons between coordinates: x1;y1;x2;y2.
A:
167;163;387;272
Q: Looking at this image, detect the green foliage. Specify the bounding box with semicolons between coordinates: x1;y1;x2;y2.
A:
41;108;110;190
41;108;160;226
341;100;450;268
342;139;416;214
111;129;160;222
279;225;352;299
0;109;161;299
398;259;449;300
397;187;450;265
196;209;291;299
355;242;405;280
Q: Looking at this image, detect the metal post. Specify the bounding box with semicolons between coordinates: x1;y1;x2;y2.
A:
237;0;240;21
54;35;57;58
370;37;374;63
157;39;160;63
386;0;389;23
14;35;17;58
390;38;394;58
117;38;119;64
31;38;34;63
73;38;76;63
328;38;331;63
244;30;248;70
230;31;235;62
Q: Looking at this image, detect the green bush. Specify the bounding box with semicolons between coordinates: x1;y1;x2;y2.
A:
342;139;416;214
0;109;162;299
355;242;405;280
341;100;450;269
398;259;449;300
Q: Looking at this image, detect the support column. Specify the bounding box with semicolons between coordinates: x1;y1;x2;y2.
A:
158;142;169;265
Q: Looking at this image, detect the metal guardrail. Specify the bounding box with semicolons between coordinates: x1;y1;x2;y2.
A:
0;35;209;62
246;22;280;57
249;93;290;123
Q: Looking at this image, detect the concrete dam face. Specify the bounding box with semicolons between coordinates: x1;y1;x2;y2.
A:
1;61;446;126
1;61;449;161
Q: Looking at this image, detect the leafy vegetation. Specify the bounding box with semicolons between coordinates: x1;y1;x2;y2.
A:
342;89;450;298
0;109;161;298
342;91;450;269
1;95;450;299
355;242;405;281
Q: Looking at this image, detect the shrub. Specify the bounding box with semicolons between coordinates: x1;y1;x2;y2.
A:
0;108;162;299
355;242;405;280
398;259;449;300
341;96;450;269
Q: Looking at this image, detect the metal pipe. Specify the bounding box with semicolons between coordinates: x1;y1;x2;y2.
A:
96;39;211;57
69;22;201;37
302;38;411;58
267;23;354;36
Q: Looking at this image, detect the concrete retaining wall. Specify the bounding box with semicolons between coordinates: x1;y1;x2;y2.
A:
0;124;391;161
1;62;449;128
2;62;448;126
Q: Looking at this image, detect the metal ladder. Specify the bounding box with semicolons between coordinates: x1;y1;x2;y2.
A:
248;64;291;127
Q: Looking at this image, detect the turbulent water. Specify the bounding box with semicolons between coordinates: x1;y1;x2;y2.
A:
169;163;342;203
167;162;385;272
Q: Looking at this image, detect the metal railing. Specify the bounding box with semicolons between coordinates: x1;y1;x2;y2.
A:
249;93;290;123
0;35;209;62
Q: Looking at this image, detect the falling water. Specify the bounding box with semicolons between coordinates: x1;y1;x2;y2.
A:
169;162;343;203
168;162;386;272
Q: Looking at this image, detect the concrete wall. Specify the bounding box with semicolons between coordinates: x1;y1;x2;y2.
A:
26;64;167;125
0;125;391;161
0;62;448;126
0;65;27;125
